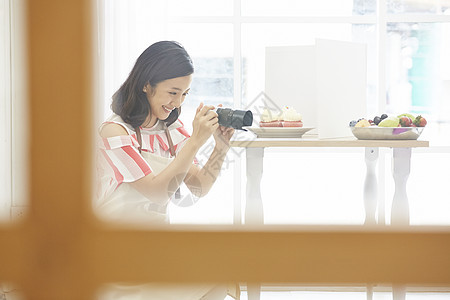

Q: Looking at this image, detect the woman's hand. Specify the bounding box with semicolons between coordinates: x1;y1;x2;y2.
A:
190;102;219;147
213;126;235;150
213;104;235;151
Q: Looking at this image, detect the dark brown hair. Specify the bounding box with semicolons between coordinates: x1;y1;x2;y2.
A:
111;41;194;128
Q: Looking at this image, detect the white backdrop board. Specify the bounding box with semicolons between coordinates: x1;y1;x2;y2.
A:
265;45;317;131
265;39;367;138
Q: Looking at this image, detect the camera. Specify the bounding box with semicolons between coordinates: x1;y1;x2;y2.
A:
216;108;253;130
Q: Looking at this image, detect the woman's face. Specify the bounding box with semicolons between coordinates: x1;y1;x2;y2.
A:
144;75;192;127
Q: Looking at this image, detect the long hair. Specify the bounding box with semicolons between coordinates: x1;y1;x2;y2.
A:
111;41;194;128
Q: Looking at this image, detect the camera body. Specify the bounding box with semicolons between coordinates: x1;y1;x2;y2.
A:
216;108;253;130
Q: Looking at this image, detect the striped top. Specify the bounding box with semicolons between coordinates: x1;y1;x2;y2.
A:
95;114;196;222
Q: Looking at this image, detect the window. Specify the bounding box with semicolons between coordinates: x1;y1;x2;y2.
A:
1;1;450;299
98;0;450;226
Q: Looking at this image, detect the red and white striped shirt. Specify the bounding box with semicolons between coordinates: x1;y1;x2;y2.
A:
95;114;196;210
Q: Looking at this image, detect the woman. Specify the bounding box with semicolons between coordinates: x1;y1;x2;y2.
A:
96;41;234;224
96;41;237;299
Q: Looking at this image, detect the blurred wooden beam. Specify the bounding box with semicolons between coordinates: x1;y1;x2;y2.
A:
88;227;450;285
24;0;94;298
0;226;27;282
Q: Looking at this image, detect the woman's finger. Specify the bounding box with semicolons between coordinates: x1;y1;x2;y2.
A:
207;116;219;126
198;105;215;117
195;102;204;115
225;128;234;136
204;110;218;120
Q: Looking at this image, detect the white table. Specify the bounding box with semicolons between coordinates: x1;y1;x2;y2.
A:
230;137;429;300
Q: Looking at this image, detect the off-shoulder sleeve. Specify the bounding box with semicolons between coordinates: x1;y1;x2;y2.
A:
99;135;152;185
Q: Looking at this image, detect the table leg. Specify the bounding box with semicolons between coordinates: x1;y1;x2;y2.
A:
393;285;406;300
245;148;264;300
245;147;265;225
247;283;261;300
364;147;379;225
363;148;379;298
366;284;373;300
391;148;411;300
391;148;411;226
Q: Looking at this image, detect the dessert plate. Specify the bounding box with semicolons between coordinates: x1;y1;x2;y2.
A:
248;127;314;138
350;126;425;140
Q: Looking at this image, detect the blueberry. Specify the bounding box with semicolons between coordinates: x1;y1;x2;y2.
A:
374;116;381;125
349;120;357;127
380;114;388;120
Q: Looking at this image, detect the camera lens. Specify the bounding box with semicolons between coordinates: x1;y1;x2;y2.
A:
216;108;253;130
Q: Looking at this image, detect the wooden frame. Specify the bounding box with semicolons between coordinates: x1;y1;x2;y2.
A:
0;1;450;299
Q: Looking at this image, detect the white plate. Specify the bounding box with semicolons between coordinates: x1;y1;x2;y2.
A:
350;126;425;140
247;127;314;138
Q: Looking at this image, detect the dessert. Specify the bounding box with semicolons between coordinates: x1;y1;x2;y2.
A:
259;108;282;127
259;106;303;127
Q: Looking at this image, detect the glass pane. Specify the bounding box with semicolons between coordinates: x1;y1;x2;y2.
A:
385;152;450;226
0;283;25;300
0;0;11;222
0;0;28;223
255;292;450;300
261;151;366;225
387;0;450;14
97;283;237;299
241;23;377;116
240;291;367;299
97;283;450;300
386;22;450;144
238;285;450;300
165;23;235;224
167;0;233;16
242;0;376;16
101;2;234;120
98;18;235;225
406;293;450;299
166;23;234;132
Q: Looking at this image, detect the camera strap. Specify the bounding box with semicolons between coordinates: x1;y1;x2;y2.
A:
164;124;182;199
134;124;175;157
135;126;142;154
164;125;176;158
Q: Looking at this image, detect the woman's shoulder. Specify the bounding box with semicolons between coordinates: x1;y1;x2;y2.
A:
99;114;134;138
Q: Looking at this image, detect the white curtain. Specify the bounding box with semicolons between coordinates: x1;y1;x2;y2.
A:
97;0;169;121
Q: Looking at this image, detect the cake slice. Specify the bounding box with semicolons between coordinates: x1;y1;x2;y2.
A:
259;107;303;127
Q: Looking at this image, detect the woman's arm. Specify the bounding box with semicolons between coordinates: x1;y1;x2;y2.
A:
184;126;235;197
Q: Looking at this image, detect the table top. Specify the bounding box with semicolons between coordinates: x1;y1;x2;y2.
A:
230;136;430;148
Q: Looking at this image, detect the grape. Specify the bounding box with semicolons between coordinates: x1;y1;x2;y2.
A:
373;116;381;125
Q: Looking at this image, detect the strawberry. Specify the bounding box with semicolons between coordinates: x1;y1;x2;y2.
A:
413;115;427;127
399;116;412;127
419;118;427;127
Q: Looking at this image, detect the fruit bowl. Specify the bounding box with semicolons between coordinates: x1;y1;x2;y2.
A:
350;126;425;140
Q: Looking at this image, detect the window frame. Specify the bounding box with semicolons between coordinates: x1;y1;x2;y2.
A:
1;1;450;299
